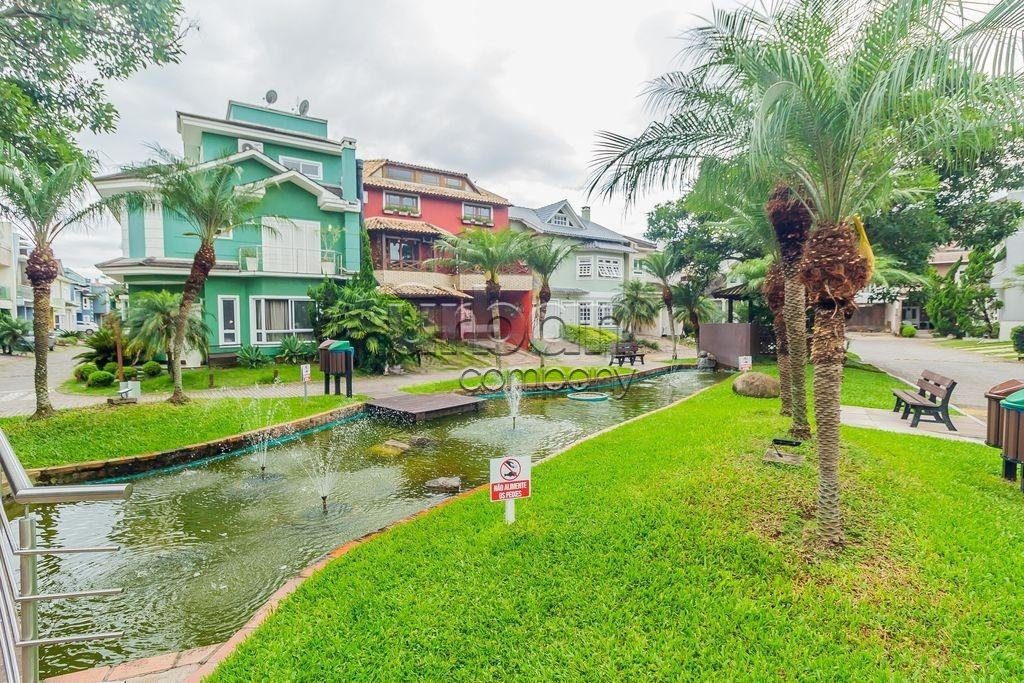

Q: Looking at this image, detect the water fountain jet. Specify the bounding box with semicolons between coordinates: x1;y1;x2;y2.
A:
506;374;523;429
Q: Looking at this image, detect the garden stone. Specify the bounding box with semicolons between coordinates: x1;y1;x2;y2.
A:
369;444;404;458
732;372;780;398
409;435;436;448
383;439;412;452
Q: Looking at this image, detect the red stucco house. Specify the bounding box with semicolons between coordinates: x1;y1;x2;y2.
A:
361;159;532;347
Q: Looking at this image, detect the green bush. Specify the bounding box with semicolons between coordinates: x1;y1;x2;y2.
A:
276;334;317;364
86;370;115;388
123;366;138;380
73;362;99;382
900;324;917;338
1012;326;1024;357
236;344;270;369
142;360;163;378
102;361;119;374
562;323;618;354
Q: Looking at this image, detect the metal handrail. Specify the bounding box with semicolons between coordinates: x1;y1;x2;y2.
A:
0;428;132;682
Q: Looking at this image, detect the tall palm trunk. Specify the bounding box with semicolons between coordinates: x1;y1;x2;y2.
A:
663;287;677;360
485;277;502;368
25;246;59;419
170;241;216;404
536;282;550;367
800;219;871;549
763;264;790;416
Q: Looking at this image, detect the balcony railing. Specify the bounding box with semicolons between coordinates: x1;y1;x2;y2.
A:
238;247;345;276
0;429;131;682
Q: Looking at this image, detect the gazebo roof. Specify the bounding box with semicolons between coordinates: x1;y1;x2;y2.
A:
710;283;750;300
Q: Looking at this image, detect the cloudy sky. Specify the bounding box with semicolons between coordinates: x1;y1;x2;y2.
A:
69;0;731;277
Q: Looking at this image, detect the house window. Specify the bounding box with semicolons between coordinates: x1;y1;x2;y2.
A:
252;297;314;343
551;213;568;227
577;256;593;279
279;156;323;180
385;166;415;182
386;237;421;267
384;192;419;213
219;295;240;346
419;172;440;186
632;258;647;276
444;176;463;189
578;302;592;326
597;257;622;279
463;204;492;222
598;302;615;328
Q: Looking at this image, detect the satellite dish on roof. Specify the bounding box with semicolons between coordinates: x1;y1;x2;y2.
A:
264;89;278;104
298;99;310;116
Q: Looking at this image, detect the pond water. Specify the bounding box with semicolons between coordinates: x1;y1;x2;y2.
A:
19;369;719;677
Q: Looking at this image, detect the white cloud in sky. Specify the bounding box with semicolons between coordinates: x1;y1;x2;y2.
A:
68;0;731;277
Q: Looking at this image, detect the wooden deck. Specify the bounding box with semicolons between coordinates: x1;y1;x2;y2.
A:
366;392;484;422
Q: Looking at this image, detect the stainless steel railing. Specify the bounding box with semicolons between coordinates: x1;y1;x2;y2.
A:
0;429;131;683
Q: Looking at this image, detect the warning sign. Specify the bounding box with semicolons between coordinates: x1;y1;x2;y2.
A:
489;456;531;501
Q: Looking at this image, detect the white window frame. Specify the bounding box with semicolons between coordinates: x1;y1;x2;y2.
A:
577;256;593;279
597;257;622;279
551;213;569;227
384;192;420;213
577;301;592;326
218;295;241;347
598;301;615;328
279;155;323;180
250;296;314;345
632;258;646;276
462;203;493;222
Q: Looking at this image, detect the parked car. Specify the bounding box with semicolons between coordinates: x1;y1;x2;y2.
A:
78;322;99;335
24;333;56;351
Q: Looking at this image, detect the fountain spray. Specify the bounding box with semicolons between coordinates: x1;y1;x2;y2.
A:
506;374;523;430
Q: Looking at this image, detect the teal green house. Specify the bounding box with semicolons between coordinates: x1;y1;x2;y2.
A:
94;101;362;364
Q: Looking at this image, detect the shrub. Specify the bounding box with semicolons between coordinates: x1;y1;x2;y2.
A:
73;362;99;382
142;360;163;378
102;361;119;374
276;334;317;364
74;326;118;367
1012;326;1024;357
57;328;81;340
637;338;660;351
123;366;138;380
900;324;917;338
86;370;115;388
236;344;270;369
562;323;618;354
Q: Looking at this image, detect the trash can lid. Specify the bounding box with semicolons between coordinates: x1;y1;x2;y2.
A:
318;339;336;350
986;379;1024;399
329;340;352;351
1001;388;1024;410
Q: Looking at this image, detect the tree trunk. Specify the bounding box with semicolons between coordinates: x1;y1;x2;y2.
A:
690;310;700;347
663;287;677;360
536;282;550;367
169;242;216;404
485;277;502;368
775;313;792;417
811;307;846;548
25;245;60;420
783;277;810;439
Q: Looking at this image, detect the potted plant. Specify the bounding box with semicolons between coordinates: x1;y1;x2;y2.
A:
321;252;337;275
239;247;259;271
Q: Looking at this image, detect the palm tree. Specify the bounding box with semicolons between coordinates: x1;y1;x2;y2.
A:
640;251;681;359
592;0;1022;547
127;148;265;403
670;281;718;345
126;290;209;371
428;228;532;355
0;151;120;418
612;280;660;337
0;314;31;355
523;237;576;365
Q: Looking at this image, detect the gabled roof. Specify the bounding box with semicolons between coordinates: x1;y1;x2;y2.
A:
237;170;360;214
362;158;510;206
510;202;631;246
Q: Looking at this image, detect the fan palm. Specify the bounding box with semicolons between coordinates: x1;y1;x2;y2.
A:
0;149;123;418
593;0;1024;547
523;237;576;364
670;281;718;344
612;280;661;337
640;251;682;359
125;147;266;403
428;228;532;350
126;290;209;370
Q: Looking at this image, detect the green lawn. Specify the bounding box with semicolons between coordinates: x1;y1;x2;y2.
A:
60;363;331;396
757;357;903;411
0;395;362;469
210;375;1022;680
936;337;1018;360
400;365;635;394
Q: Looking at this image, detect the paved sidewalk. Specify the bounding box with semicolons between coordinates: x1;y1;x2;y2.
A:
848;332;1022;420
841;405;986;443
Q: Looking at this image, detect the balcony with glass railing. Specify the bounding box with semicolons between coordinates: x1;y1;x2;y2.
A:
237;246;345;276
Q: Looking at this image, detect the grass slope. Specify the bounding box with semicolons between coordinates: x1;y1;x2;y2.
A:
0;395;362;469
211;379;1022;680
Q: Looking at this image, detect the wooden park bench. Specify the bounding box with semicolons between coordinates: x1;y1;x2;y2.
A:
609;341;646;367
892;370;957;431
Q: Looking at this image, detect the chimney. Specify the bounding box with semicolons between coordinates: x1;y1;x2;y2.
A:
581;206;591;222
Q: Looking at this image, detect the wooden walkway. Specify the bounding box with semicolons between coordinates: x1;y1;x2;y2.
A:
366;393;484;422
